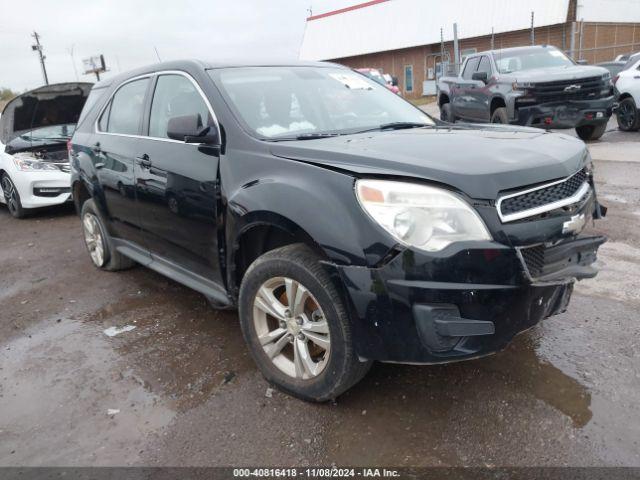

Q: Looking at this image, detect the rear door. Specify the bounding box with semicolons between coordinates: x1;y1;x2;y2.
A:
93;76;151;247
135;72;223;285
452;56;480;120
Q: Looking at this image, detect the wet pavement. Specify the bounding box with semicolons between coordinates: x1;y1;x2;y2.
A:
1;132;640;466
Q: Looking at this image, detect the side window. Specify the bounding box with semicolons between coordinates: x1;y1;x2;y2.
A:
477;56;492;77
105;78;149;135
404;65;414;93
462;57;480;80
149;74;211;139
98;101;111;131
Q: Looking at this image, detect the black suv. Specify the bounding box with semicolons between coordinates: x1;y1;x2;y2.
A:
70;60;606;401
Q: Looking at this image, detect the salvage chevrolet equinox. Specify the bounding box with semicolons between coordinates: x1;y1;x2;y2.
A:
70;61;606;401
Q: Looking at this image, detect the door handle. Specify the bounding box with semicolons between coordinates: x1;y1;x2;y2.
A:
136;154;152;168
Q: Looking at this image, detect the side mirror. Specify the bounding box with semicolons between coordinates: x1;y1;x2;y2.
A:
576;59;588;65
472;71;488;83
391;76;399;87
167;114;220;145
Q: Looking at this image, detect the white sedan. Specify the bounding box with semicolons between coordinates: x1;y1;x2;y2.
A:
0;83;92;218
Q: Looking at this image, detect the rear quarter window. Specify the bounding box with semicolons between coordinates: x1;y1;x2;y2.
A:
77;87;107;126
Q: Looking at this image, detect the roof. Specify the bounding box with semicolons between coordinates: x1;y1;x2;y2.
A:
93;59;341;89
578;0;640;22
300;0;572;60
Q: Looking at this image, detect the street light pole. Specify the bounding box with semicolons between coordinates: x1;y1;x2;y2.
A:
31;31;49;85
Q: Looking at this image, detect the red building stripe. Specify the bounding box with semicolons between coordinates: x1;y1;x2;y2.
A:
307;0;390;21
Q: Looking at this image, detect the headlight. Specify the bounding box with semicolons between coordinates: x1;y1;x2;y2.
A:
12;157;58;171
355;180;492;252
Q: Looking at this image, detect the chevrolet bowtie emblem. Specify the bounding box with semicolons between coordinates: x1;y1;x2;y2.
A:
564;84;582;92
562;213;586;234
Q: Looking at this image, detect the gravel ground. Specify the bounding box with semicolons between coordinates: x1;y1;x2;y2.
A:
1;118;639;466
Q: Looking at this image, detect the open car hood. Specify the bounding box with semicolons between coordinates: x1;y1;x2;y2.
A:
0;82;93;145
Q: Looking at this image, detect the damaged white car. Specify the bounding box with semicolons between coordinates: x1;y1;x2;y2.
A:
0;83;92;218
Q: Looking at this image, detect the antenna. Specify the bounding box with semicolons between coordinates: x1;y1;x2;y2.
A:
154;46;162;62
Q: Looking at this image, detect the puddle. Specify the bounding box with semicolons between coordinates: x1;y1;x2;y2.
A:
321;333;592;466
81;282;255;412
0;318;174;466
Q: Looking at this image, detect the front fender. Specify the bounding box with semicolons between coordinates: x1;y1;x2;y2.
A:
223;156;395;269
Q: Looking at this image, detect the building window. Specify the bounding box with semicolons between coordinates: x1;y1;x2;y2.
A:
404;65;413;92
460;48;477;64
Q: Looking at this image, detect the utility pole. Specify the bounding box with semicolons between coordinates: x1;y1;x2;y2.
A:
491;27;495;50
453;23;459;75
68;44;79;81
530;11;535;45
31;31;49;85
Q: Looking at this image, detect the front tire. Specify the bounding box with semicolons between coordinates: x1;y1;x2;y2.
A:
576;123;608;141
1;173;27;219
616;97;640;132
80;198;135;271
440;103;455;123
238;244;371;402
490;107;508;124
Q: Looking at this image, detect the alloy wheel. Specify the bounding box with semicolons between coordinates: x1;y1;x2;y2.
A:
618;101;636;130
253;277;330;380
82;212;106;267
1;176;19;215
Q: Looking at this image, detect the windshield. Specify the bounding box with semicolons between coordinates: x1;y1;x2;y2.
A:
209;66;433;139
19;124;75;142
359;70;387;86
493;48;574;74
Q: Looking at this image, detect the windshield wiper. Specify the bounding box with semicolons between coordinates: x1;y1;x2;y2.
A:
268;132;342;141
355;122;432;134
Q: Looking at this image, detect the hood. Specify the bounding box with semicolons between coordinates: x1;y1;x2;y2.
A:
269;125;588;199
513;65;608;83
0;82;93;145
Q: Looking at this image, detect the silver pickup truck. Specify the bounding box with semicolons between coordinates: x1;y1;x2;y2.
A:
437;45;615;141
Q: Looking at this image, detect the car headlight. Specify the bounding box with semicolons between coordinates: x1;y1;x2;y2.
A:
12;157;58;171
355;179;492;252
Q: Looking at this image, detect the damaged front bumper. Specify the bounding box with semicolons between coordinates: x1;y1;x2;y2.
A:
513;96;614;129
329;188;606;364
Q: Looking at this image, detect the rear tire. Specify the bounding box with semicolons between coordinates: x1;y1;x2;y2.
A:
440;103;455;123
80;198;135;271
616;97;640;132
576;123;607;141
490;107;508;124
238;243;372;402
1;173;27;219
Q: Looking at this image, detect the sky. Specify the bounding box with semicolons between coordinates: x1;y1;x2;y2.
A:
0;0;355;92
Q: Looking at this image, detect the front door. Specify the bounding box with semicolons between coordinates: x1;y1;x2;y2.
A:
452;56;480;120
93;76;151;247
135;73;222;285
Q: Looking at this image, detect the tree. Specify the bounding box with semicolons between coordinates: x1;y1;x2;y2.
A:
0;87;16;102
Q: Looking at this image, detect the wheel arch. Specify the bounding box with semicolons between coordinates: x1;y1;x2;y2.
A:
438;92;450;107
490;95;507;116
72;179;92;215
230;212;327;297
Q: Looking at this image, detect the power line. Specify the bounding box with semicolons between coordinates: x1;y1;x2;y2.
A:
31;31;49;85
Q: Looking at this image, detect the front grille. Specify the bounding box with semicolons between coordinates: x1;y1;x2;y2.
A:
529;76;608;103
499;169;588;218
520;245;545;277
